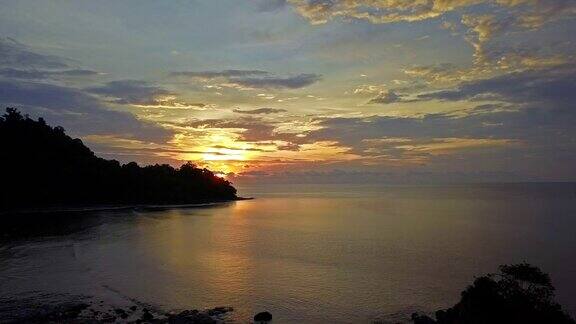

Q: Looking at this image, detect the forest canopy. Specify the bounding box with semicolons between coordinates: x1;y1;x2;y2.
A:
0;108;237;210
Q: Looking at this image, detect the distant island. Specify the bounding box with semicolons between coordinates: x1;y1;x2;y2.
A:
0;108;239;211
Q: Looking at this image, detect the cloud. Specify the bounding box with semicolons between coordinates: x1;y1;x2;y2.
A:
309;62;576;169
404;63;461;83
211;144;275;152
288;0;576;26
462;14;510;44
0;37;70;69
502;0;576;29
367;90;403;104
86;80;171;104
0;37;172;144
171;69;322;89
304;109;573;174
169;117;278;141
0;38;101;83
418;64;576;106
233;108;288;114
56;69;101;77
167;117;307;150
404;46;573;87
398;61;576;118
461;14;514;63
0;79;172;143
288;1;575;72
0;68;100;80
170;69;269;79
310;81;576;155
86;80;206;109
230;73;321;89
353;84;386;94
287;0;483;25
276;142;301;151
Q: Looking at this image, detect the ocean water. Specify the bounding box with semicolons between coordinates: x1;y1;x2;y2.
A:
1;183;575;323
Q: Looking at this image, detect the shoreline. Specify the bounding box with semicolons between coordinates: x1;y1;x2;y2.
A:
0;298;236;324
0;197;253;216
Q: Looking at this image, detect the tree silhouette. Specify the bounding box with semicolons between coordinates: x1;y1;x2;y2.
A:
0;108;237;209
412;263;575;324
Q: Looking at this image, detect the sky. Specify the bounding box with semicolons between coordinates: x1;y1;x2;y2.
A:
0;0;575;183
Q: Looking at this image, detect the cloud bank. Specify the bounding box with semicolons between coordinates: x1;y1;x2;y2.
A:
171;69;321;89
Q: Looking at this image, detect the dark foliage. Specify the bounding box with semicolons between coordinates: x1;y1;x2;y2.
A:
0;108;237;209
254;311;273;322
412;263;575;324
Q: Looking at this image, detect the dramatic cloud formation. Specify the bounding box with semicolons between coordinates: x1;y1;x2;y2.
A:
288;0;502;25
461;13;513;63
167;117;304;145
1;1;574;180
287;0;576;27
288;0;576;71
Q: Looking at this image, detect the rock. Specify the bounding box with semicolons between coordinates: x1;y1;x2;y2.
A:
254;311;273;323
141;309;155;322
114;308;129;319
101;314;117;323
168;309;216;324
411;312;436;324
207;306;233;316
178;309;199;317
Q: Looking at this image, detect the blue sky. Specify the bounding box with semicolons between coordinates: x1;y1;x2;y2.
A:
1;0;575;182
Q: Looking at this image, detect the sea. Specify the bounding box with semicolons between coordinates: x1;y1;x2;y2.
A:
1;183;575;323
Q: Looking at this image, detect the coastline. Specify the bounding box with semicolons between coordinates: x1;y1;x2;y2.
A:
0;298;236;324
0;197;253;216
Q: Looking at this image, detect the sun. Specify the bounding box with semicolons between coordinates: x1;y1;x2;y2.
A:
202;148;246;161
214;172;227;179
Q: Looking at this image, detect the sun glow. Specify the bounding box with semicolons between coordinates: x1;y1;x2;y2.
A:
214;172;227;179
202;148;247;161
201;147;253;174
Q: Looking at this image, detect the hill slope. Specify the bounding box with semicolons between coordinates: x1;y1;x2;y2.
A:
0;108;237;209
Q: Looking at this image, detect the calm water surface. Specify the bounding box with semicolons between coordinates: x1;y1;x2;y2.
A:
1;183;576;323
